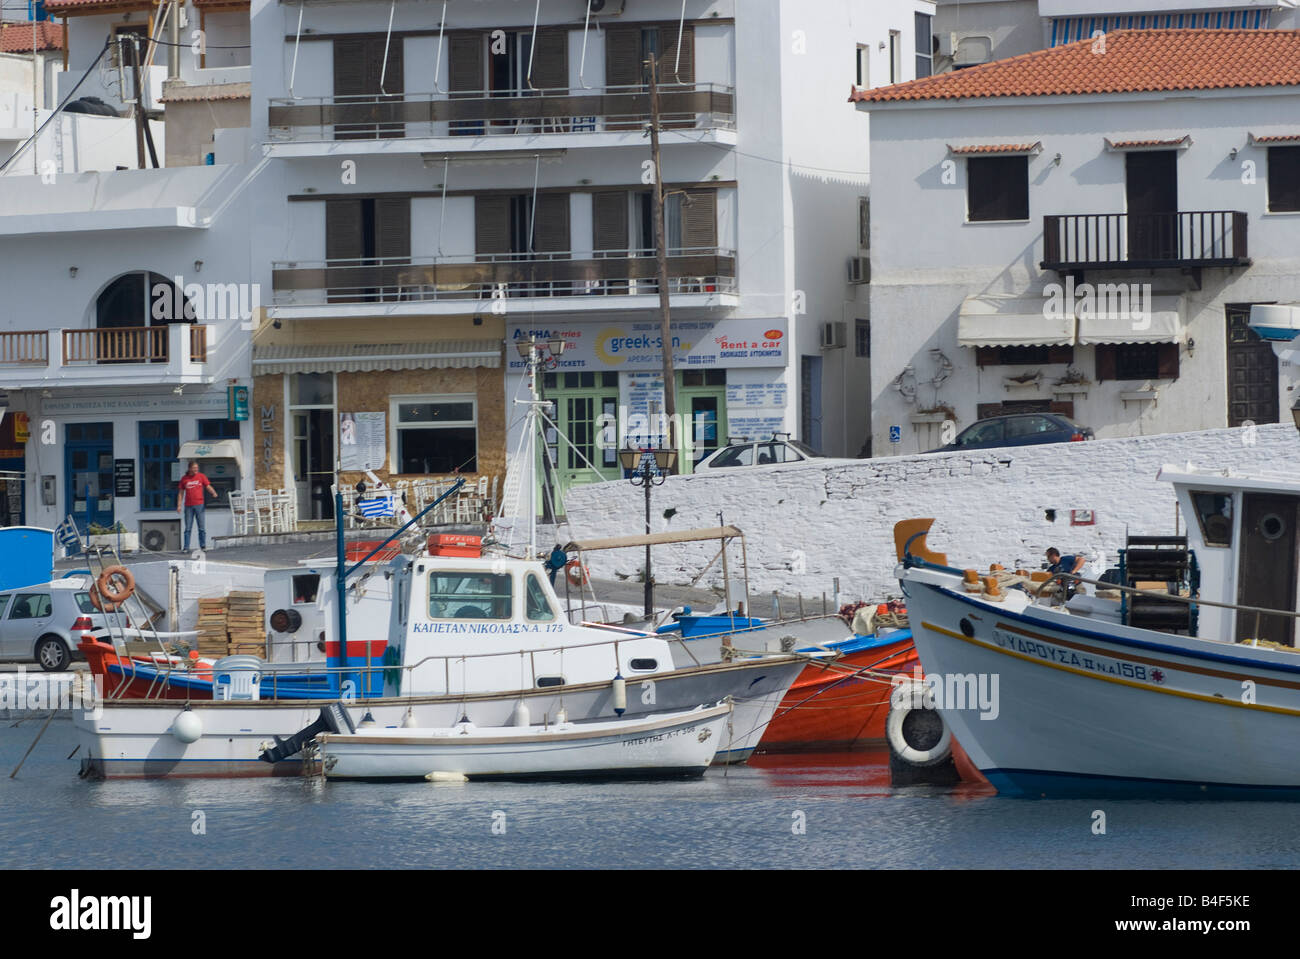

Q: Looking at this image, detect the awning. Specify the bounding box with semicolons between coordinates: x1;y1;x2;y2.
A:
1075;296;1185;344
1249;303;1300;341
178;439;243;468
957;295;1076;347
947;142;1042;156
566;526;743;552
1104;135;1191;152
252;340;501;375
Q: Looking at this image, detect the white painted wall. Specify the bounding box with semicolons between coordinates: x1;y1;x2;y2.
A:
564;424;1300;608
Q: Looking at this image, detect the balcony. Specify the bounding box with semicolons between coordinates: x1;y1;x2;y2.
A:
1041;211;1250;276
0;325;212;388
270;249;737;317
266;83;735;152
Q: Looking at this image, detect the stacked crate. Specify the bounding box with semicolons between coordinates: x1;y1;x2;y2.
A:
196;599;229;657
225;591;266;657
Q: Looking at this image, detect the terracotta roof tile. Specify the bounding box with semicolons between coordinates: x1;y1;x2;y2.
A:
0;21;65;53
159;80;250;102
1105;135;1191;149
1250;133;1300;143
851;30;1300;104
948;142;1040;155
43;0;154;13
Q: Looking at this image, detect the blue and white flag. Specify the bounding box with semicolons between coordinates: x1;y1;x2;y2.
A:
356;496;395;518
55;517;81;549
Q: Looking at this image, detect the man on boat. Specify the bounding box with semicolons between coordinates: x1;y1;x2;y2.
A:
1045;547;1086;595
545;544;568;587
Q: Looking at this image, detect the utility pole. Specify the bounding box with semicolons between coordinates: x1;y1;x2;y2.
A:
647;55;679;461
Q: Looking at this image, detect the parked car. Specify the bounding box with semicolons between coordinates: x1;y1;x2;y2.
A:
927;413;1094;453
0;577;116;671
694;436;825;471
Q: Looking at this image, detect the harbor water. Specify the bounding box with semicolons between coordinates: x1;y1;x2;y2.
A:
4;719;1300;870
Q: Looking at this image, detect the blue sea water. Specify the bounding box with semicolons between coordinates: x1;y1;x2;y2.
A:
3;719;1299;869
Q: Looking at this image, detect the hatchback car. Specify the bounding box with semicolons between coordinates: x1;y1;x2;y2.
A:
694;437;825;471
927;413;1094;453
0;577;112;671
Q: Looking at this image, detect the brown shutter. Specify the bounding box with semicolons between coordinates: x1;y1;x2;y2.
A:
975;346;999;367
374;197;410;260
592;191;628;252
373;37;402;95
659;24;694;84
531;28;568;91
976;403;1002;421
475;195;510;256
1047;345;1074;364
333;38;366;96
1094;344;1116;382
532;194;570;253
448;34;483;92
605;26;641;87
325;200;363;260
1049;400;1076;418
681;189;716;249
1157;341;1180;380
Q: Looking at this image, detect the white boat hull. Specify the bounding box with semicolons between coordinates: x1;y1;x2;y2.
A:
319;704;732;780
74;657;803;777
903;569;1300;798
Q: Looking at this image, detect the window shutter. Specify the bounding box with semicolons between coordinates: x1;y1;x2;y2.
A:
1049;400;1075;418
448;34;483;92
374;197;410;260
975;346;999;368
532;194;570;253
1157;341;1180;380
605;26;640;87
1047;345;1074;364
531;28;569;92
1095;344;1116;382
475;195;511;255
659;24;694;84
325;199;363;260
371;36;403;95
333;38;366;96
976;403;1001;421
681;189;716;249
592;191;628;252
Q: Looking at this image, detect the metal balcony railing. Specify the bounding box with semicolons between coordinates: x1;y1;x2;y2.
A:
1041;211;1250;271
271;248;737;306
266;83;736;141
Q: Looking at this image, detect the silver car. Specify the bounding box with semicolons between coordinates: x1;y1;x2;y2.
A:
0;577;110;672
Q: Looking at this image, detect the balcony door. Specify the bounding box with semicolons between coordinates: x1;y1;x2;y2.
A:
333;37;403;139
1125;151;1178;262
325;197;410;303
475;193;569;296
1226;305;1279;427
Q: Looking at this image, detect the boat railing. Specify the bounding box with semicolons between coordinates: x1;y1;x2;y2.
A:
1032;572;1300;640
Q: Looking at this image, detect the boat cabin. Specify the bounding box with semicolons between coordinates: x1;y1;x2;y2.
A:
384;544;673;696
1159;465;1300;647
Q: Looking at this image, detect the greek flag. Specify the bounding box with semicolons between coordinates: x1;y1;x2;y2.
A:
356;496;395;518
55;517;81;549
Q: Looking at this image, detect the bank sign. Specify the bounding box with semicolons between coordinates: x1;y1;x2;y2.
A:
506;318;787;372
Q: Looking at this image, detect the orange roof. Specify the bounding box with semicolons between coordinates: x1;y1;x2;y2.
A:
852;30;1300;104
42;0;153;12
0;21;65;53
947;142;1040;155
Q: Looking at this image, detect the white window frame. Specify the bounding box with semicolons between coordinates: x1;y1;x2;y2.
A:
389;393;479;475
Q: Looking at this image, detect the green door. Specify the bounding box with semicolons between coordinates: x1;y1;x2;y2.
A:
678;370;727;473
541;371;621;514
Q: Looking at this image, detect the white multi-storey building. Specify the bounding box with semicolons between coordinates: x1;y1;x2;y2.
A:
856;28;1300;456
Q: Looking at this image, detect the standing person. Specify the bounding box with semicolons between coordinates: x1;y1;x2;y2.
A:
177;460;218;551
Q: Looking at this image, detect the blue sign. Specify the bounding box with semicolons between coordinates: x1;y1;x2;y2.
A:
889;425;902;444
227;385;250;422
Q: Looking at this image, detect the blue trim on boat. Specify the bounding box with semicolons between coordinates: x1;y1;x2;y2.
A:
985;767;1300;800
106;663;341;700
918;581;1300;676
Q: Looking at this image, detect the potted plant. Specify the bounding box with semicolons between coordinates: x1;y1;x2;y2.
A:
87;522;139;552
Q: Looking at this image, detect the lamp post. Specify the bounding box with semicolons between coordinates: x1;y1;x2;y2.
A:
620;447;678;620
516;337;567;528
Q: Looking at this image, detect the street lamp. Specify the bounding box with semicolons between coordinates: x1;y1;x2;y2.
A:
620;447;678;619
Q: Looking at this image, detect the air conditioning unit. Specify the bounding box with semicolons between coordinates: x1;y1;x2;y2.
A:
938;32;958;57
848;256;870;285
139;520;181;553
587;0;626;15
821;322;847;350
954;35;994;67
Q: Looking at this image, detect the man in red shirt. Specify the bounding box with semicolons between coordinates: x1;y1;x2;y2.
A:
177;460;218;551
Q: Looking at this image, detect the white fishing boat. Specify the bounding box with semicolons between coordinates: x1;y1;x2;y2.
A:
317;702;733;781
898;464;1300;798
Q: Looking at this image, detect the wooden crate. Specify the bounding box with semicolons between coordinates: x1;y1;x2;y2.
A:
225;590;266;658
196;597;228;657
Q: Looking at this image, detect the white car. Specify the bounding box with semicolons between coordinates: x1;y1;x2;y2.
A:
693;437;824;472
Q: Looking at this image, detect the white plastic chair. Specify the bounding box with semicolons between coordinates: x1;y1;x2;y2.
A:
212;655;263;701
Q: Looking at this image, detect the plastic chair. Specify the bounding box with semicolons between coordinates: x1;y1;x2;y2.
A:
212;655;263;701
228;490;250;535
253;489;275;533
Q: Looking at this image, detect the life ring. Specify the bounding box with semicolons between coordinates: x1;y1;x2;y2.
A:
565;559;589;587
885;681;952;767
97;566;136;604
88;583;119;614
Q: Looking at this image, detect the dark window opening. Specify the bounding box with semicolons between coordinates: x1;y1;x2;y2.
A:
915;13;933;77
1267;146;1300;213
967;156;1029;222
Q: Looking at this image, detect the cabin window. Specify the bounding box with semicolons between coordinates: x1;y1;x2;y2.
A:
292;574;320;604
427;572;513;620
1191;491;1233;547
525;574;555;622
536;676;565;687
629;658;658;671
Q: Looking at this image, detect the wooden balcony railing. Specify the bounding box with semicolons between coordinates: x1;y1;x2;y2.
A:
267;83;736;141
271;249;737;306
189;324;208;362
1041;211;1250;271
0;331;48;365
63;326;169;364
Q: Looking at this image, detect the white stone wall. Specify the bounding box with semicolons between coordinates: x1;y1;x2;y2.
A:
564;424;1300;605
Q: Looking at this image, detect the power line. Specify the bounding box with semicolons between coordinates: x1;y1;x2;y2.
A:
0;35;110;174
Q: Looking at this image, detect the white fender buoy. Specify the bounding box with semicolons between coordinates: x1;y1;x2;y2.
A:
510;700;530;727
886;681;952;767
172;709;202;744
425;771;469;782
401;708;418;729
611;674;627;716
358;711;377;728
555;706;568;725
